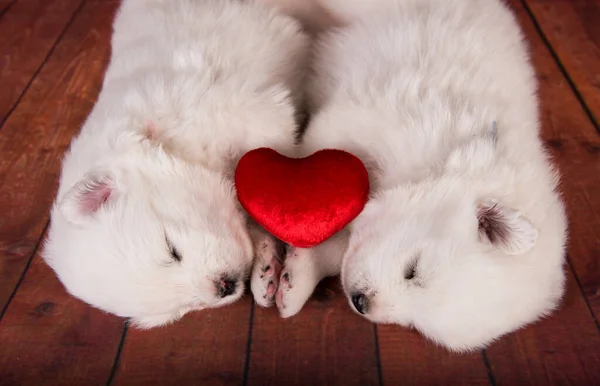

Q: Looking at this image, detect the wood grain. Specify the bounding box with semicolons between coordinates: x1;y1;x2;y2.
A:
111;298;252;386
0;2;123;384
0;247;125;385
378;1;600;384
0;0;598;383
487;270;600;385
481;1;600;384
246;278;380;386
0;0;116;314
525;0;600;126
520;0;600;316
0;0;15;17
377;325;491;385
512;0;600;318
0;0;84;125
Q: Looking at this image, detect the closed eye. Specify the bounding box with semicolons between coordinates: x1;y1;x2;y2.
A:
166;236;182;262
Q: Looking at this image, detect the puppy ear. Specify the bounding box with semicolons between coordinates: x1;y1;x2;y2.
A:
476;199;538;255
58;171;117;226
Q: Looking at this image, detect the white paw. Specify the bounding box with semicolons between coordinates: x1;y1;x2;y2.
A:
276;247;319;318
250;237;284;308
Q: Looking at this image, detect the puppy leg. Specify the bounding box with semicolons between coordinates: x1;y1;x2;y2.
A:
276;228;349;318
248;221;285;308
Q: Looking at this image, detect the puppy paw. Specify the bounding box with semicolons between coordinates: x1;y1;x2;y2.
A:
250;238;284;308
276;248;319;318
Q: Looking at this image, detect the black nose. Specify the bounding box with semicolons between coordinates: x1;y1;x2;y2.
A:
351;293;367;314
217;279;237;298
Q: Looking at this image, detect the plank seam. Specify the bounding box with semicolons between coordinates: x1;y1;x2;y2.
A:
520;0;600;134
242;303;255;386
565;255;600;333
520;0;600;338
373;325;384;386
481;349;497;386
0;0;17;20
0;0;87;130
106;319;130;386
0;220;49;322
0;0;88;325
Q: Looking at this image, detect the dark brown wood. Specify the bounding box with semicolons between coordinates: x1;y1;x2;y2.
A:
481;1;600;384
246;278;380;386
525;0;600;126
0;0;116;315
514;0;600;319
0;0;599;383
521;0;600;317
487;271;600;385
0;0;15;16
111;298;252;386
0;248;125;385
377;1;600;384
378;325;491;385
0;0;84;125
0;1;125;384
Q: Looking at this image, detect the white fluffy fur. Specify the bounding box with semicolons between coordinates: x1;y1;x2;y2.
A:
271;0;568;352
43;0;309;327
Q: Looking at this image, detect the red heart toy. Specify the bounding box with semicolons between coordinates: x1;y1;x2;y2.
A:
235;148;370;248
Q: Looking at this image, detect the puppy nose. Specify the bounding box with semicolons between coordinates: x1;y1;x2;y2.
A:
217;279;237;298
351;293;367;314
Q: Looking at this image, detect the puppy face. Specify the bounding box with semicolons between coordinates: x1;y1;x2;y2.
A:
44;146;253;328
341;178;565;352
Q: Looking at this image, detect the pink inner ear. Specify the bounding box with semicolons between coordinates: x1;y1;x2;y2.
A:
80;181;112;214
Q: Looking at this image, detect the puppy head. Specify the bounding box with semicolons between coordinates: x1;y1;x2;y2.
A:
341;177;566;352
43;144;253;328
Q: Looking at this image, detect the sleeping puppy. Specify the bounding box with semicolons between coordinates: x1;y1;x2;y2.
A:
270;0;568;352
43;0;309;328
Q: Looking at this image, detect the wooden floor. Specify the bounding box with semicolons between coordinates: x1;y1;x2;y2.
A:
0;0;599;385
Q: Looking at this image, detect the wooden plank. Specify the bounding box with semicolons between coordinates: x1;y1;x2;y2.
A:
525;0;600;126
0;0;115;314
372;1;553;384
378;1;600;383
487;271;600;384
246;278;380;386
0;0;15;17
0;1;125;384
0;0;14;9
511;0;600;318
0;246;125;385
378;325;491;385
0;0;84;125
111;299;252;386
482;1;600;384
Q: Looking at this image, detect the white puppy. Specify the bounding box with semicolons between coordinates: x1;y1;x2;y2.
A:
43;0;309;328
272;0;568;352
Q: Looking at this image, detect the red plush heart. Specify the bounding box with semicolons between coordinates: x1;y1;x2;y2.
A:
235;148;370;248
